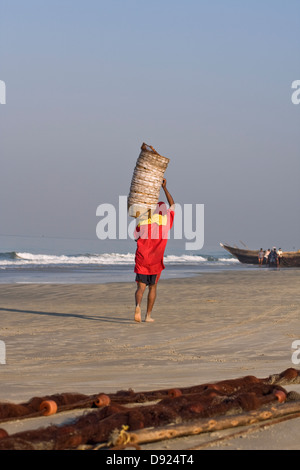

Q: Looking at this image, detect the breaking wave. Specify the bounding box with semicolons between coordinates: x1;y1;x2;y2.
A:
0;251;238;268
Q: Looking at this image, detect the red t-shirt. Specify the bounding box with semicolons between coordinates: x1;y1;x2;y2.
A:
134;209;175;275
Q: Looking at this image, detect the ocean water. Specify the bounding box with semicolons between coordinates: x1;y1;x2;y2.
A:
0;235;256;284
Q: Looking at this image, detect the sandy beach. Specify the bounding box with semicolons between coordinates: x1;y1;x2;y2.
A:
0;269;300;450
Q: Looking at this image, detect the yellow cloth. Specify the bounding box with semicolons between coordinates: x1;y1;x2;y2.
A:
138;213;168;227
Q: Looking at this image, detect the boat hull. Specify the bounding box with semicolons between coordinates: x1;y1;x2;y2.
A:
220;244;300;268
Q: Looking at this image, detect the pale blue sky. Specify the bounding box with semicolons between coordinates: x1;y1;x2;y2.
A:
0;0;299;252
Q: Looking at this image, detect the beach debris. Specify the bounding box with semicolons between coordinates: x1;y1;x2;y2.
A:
0;368;299;450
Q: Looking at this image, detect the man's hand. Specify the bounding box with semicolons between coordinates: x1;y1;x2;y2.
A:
161;178;175;208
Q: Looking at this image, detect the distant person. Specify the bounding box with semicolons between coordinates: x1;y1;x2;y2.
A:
258;248;264;265
264;249;270;265
268;247;278;267
133;179;175;323
277;248;283;266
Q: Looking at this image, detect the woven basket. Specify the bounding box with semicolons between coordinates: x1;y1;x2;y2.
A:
128;143;170;217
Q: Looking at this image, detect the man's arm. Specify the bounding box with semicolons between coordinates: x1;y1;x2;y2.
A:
162;178;175;210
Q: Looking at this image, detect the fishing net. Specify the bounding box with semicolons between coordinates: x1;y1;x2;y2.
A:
0;368;299;450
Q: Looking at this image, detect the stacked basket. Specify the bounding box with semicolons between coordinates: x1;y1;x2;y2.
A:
128;143;170;218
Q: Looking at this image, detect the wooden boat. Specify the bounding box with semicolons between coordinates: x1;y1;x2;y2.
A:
220;243;300;267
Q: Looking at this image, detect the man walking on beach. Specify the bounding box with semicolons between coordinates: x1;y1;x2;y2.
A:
134;179;175;323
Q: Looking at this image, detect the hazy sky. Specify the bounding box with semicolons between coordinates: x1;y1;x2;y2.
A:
0;0;299;252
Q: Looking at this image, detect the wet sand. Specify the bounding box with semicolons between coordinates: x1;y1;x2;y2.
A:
0;269;299;450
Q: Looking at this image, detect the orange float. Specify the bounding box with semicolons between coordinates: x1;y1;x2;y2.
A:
94;394;111;407
274;390;286;403
39;400;58;416
168;389;182;398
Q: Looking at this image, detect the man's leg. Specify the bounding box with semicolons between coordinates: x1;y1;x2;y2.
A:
135;281;146;322
145;284;157;322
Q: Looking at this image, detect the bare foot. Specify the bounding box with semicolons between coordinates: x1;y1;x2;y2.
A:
134;305;141;323
145;314;155;322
